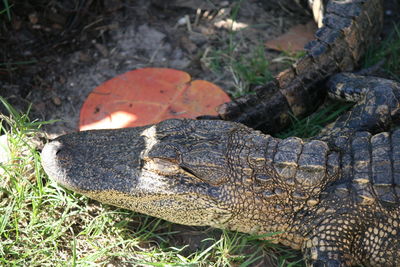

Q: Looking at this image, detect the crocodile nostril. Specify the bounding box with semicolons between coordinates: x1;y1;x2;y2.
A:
41;140;65;181
42;140;64;159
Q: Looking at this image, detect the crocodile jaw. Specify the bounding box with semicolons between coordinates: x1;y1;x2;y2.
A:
41;125;233;227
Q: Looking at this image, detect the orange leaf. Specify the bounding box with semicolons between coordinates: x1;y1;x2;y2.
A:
79;68;231;130
265;20;317;52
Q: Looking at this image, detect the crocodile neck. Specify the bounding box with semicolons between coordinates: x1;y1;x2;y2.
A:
195;129;340;249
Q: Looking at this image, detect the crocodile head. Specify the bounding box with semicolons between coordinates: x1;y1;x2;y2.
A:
42;119;293;235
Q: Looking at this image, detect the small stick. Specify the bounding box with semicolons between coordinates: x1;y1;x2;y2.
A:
185;15;192;32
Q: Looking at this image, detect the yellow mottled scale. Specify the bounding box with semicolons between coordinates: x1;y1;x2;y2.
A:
350;132;375;204
392;130;400;197
295;140;329;188
273;137;303;181
371;132;397;203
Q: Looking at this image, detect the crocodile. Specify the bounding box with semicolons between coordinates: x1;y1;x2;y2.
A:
42;72;400;266
40;0;397;265
206;0;383;134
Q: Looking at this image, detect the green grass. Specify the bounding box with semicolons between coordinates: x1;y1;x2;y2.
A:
277;101;353;139
206;42;275;99
0;60;38;74
201;0;275;98
0;96;303;266
0;0;13;21
363;23;400;80
206;39;275;97
0;60;38;68
231;46;273;96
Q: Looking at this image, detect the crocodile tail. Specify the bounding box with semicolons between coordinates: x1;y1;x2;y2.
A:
216;0;383;134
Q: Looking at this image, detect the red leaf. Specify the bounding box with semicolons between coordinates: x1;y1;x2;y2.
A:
79;68;231;130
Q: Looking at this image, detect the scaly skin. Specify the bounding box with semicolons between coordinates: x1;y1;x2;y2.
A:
213;0;383;134
42;74;400;266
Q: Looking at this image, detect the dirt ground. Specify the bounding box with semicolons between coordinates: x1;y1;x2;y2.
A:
0;0;316;137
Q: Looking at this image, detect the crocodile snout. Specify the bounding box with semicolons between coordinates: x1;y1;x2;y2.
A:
41;139;75;189
42;140;63;161
41;140;63;178
41;128;149;194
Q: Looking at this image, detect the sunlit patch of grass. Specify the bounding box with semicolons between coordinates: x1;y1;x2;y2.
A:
136;230;303;266
230;46;274;97
203;40;273;98
201;0;274;98
271;49;306;67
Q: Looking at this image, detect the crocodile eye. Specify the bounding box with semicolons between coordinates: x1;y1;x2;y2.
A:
179;163;228;185
180;150;228;185
145;158;180;175
147;144;180;163
180;166;197;177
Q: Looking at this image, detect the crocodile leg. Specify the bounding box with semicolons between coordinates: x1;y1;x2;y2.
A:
282;72;400;266
301;133;400;266
316;73;400;144
301;210;360;266
301;196;400;266
303;72;400;266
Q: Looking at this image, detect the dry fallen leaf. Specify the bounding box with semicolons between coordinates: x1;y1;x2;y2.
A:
265;20;317;52
79;68;231;130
